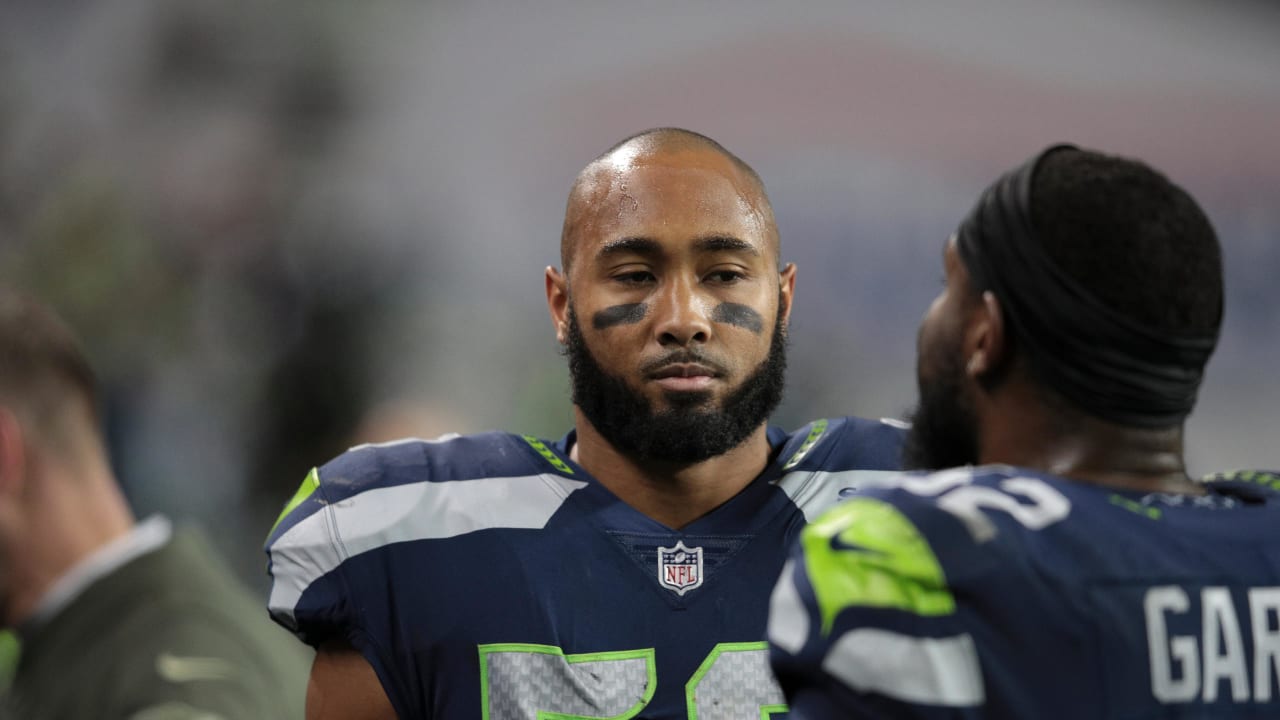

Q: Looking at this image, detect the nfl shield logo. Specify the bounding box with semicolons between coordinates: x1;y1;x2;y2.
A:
658;540;704;596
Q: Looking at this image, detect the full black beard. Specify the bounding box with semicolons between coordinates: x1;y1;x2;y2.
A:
902;349;980;471
565;307;787;465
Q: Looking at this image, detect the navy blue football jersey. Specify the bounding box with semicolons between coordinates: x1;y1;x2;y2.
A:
768;466;1280;719
265;416;904;719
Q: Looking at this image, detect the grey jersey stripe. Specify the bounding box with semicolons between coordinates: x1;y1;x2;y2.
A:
823;629;985;706
775;469;903;522
268;473;588;625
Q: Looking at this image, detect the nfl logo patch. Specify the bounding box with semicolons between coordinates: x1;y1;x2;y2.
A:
658;540;704;596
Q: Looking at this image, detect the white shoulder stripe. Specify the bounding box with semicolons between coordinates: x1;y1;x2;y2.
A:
823;629;985;706
268;473;588;625
776;469;903;521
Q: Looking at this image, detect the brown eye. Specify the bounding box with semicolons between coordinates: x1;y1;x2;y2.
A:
615;271;655;285
706;270;743;284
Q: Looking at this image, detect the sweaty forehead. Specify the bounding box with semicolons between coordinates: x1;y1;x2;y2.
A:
563;148;776;268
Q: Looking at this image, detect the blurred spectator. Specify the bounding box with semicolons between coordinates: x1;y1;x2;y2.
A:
0;0;411;587
0;289;310;719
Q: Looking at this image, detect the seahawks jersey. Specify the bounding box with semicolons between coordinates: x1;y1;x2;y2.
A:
265;416;904;719
768;467;1280;719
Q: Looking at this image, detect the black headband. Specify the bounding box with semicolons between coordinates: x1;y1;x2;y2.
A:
954;144;1218;427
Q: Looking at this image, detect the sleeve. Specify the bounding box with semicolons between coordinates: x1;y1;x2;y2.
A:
263;456;419;716
768;494;987;719
261;436;500;646
264;463;354;648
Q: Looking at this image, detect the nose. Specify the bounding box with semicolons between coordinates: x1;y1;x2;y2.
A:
652;277;712;347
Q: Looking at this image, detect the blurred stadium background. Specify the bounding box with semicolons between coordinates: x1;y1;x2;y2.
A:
1;0;1276;590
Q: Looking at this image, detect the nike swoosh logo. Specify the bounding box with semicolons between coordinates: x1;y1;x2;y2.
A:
829;533;887;556
155;653;238;683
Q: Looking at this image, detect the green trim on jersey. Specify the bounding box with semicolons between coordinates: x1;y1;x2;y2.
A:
782;419;828;471
1109;494;1162;520
477;643;655;720
803;497;954;634
269;467;321;536
522;435;575;475
684;642;783;719
1202;469;1280;491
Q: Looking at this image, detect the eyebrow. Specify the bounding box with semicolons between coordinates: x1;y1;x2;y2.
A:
693;235;760;256
598;237;661;259
596;235;760;261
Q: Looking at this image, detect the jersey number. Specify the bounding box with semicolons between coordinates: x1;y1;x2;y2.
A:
899;469;1071;542
479;642;786;720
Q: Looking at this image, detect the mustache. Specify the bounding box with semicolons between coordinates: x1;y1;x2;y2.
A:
640;350;727;377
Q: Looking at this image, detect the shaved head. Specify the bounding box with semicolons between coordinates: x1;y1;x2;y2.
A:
560;128;778;272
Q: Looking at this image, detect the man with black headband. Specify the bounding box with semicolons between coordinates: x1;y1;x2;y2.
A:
769;145;1280;717
265;127;905;719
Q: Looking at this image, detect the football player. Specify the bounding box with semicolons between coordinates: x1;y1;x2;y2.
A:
768;145;1280;717
266;128;906;719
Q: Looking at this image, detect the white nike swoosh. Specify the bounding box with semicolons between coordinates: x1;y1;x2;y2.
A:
155;653;238;683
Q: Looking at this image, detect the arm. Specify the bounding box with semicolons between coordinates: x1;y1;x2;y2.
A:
306;639;397;720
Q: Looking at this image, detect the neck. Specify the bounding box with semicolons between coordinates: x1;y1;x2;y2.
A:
979;392;1197;494
4;459;135;628
569;410;773;529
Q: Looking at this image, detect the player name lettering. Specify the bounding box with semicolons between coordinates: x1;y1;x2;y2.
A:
1144;585;1280;704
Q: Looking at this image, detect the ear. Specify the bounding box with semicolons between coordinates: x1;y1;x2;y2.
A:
777;262;797;327
964;291;1008;380
0;407;27;501
545;266;570;345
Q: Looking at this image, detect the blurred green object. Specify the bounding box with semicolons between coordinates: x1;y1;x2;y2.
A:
0;630;19;694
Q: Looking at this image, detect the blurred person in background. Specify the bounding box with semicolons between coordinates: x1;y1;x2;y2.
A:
265;128;906;719
0;289;310;719
0;0;397;599
768;145;1280;717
